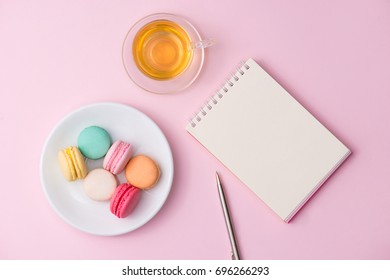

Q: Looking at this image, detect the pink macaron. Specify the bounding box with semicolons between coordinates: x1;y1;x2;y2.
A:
110;183;141;218
103;140;134;174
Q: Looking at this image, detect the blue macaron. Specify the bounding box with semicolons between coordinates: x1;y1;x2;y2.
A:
78;126;111;159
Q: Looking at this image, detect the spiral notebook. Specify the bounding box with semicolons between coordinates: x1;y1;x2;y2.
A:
186;58;350;222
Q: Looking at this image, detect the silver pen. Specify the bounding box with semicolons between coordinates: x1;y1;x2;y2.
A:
216;172;241;260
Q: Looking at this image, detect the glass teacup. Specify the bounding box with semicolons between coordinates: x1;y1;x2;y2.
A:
122;13;215;94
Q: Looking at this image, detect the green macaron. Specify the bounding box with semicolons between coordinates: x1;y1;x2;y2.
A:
78;126;111;159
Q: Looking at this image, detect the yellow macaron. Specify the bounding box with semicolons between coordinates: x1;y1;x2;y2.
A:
58;146;88;181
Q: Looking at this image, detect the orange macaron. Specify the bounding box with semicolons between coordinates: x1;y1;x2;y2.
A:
125;155;160;189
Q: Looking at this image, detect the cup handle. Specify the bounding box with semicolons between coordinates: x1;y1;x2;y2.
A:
190;38;216;50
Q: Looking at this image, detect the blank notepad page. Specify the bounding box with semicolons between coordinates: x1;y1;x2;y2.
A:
186;58;350;222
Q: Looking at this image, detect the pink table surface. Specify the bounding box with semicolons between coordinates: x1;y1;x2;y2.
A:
1;0;390;260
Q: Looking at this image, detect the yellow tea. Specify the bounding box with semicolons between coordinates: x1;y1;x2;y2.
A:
132;20;193;80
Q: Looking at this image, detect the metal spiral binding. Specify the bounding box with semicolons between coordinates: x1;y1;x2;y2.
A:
189;60;250;128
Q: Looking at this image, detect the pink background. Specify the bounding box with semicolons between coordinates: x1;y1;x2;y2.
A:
1;0;390;259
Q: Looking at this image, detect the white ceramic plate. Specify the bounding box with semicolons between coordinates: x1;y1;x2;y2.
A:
40;102;174;236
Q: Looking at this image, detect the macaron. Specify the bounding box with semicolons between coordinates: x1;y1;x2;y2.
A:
110;183;142;218
77;126;111;159
125;155;160;189
58;146;87;181
103;140;134;174
83;168;117;201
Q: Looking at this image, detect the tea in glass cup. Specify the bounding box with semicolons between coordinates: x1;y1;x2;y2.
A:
132;20;193;80
123;13;215;94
